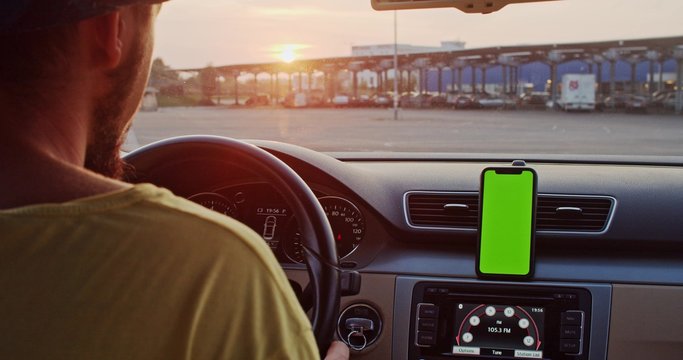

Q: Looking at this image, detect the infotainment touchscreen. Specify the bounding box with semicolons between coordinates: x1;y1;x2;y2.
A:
452;303;545;359
410;283;591;360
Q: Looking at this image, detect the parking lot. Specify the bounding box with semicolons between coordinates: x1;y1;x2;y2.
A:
129;107;683;156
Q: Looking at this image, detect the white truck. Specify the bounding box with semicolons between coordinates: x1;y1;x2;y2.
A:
559;74;596;111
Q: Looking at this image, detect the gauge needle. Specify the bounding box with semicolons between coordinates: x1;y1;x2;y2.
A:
337;234;342;241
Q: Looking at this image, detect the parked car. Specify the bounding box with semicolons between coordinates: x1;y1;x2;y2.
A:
430;94;448;108
603;94;648;112
351;94;372;107
400;93;433;108
372;93;392;108
518;92;550;109
245;94;270;107
651;91;676;110
332;94;351;108
450;94;479;109
624;95;649;112
475;93;506;109
282;92;307;108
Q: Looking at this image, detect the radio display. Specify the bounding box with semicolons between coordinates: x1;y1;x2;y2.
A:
452;303;545;359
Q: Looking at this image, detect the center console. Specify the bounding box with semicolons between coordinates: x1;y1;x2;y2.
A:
393;277;612;360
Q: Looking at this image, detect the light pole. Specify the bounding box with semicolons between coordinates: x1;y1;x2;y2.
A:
393;10;399;120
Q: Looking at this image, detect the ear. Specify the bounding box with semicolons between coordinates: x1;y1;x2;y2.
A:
80;11;123;69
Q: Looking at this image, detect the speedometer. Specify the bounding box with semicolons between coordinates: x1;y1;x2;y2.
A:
188;192;237;218
284;196;365;264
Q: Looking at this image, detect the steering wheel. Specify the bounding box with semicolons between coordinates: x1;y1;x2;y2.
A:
123;135;340;355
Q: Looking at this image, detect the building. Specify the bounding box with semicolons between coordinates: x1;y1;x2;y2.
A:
352;41;466;57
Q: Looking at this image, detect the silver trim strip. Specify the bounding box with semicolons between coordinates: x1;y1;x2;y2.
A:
403;191;618;235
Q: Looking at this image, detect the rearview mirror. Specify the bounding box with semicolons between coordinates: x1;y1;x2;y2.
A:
371;0;557;14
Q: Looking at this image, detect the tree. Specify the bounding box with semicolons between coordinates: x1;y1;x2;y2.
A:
149;58;178;87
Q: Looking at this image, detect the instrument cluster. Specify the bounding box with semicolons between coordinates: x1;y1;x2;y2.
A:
188;182;365;264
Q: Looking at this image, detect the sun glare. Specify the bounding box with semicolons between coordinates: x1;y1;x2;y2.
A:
279;48;297;63
272;44;309;63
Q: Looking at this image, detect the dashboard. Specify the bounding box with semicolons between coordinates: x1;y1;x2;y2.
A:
131;139;683;360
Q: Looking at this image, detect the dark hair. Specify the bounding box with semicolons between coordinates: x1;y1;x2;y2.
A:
0;23;78;84
0;5;153;84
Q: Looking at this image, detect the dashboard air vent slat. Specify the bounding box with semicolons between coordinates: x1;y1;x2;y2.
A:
536;196;613;232
407;193;479;228
406;192;614;233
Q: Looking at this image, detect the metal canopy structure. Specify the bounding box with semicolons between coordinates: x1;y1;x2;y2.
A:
175;36;683;113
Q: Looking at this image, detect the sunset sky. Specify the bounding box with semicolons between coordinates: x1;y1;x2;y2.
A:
153;0;683;69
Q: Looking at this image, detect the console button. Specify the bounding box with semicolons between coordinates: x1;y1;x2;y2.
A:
561;311;583;326
417;331;437;345
419;304;439;318
426;287;438;295
418;318;437;331
559;340;581;354
560;325;580;339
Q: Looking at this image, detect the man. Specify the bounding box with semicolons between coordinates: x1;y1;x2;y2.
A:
0;1;348;359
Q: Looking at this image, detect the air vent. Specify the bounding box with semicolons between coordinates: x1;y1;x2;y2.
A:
406;192;478;228
405;192;615;233
536;196;613;232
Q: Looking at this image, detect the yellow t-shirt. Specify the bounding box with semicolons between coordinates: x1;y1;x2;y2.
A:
0;184;318;359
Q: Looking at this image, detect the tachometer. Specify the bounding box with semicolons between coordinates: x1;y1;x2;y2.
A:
284;196;365;264
188;192;237;218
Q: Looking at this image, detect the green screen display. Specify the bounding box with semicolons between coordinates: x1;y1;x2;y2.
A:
479;169;536;276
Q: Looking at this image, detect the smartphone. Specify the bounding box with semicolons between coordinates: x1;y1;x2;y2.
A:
477;167;537;279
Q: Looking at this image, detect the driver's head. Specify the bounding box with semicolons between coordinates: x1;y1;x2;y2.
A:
0;1;166;179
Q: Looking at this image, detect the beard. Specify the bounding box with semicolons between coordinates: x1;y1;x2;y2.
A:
85;31;149;180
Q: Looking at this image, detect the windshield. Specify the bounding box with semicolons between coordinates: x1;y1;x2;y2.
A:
128;0;683;157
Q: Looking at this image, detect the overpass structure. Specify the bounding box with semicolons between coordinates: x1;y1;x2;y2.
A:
177;36;683;113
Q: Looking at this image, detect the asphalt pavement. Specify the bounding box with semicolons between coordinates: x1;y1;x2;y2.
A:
128;107;683;156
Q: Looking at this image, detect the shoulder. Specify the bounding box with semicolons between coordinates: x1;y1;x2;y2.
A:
129;184;282;269
126;184;305;311
129;185;319;358
129;184;265;248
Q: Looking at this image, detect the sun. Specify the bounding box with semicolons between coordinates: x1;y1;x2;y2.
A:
273;44;308;63
279;47;297;63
